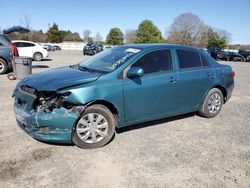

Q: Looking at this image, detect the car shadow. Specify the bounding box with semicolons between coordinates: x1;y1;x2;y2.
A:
116;112;196;134
32;65;50;69
36;139;75;147
41;59;52;62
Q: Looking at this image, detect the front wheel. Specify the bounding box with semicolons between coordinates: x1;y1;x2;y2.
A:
0;58;8;74
199;88;223;118
72;104;116;149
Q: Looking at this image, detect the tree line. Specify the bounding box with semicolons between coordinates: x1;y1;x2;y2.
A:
6;12;241;49
107;13;230;49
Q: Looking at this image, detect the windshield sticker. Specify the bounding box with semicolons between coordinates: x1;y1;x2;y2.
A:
112;53;134;69
125;48;141;53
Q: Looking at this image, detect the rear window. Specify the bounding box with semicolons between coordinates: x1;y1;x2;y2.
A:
177;49;203;69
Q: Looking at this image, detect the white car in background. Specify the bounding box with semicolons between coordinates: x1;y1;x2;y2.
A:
12;40;49;61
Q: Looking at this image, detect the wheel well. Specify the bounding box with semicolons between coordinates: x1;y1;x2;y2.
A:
88;100;119;127
33;52;43;57
88;100;119;118
214;85;227;102
0;57;7;63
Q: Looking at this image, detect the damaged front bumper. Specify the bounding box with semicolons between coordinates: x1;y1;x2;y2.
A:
13;86;84;143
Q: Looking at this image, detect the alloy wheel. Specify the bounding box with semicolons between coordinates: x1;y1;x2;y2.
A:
208;93;222;114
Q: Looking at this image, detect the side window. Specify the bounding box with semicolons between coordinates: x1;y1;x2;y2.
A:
22;42;35;47
177;49;202;69
14;42;22;47
131;50;172;74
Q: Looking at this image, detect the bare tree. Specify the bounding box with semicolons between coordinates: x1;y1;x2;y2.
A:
193;25;211;48
167;12;204;46
83;30;91;42
20;14;31;29
125;29;137;44
217;29;232;44
19;14;32;40
94;32;103;43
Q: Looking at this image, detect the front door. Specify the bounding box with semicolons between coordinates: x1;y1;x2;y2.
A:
123;49;180;124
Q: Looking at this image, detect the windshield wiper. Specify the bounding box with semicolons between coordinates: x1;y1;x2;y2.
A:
78;65;95;73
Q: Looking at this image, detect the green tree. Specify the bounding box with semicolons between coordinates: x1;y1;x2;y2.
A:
135;20;162;43
63;31;82;41
106;28;124;45
47;23;63;43
207;29;228;49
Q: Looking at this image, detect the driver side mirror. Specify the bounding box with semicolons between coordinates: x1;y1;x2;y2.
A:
127;67;144;78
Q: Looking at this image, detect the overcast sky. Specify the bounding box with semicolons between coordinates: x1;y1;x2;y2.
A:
1;0;249;44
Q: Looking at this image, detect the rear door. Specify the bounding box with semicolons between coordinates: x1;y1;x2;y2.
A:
175;49;215;111
15;42;35;57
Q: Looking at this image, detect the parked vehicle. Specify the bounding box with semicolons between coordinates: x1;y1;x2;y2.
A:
238;49;250;62
207;47;233;61
216;51;232;61
42;44;55;51
13;40;49;61
83;43;103;55
53;45;61;50
0;35;13;74
207;47;222;60
0;26;30;74
227;52;245;61
13;44;234;149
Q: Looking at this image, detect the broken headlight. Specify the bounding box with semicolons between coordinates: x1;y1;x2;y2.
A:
35;91;71;112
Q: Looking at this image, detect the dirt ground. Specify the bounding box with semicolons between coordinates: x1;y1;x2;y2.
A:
0;50;249;188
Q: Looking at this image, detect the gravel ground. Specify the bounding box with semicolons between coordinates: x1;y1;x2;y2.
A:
0;50;249;188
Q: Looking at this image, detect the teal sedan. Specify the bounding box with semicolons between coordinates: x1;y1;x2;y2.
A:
13;44;234;149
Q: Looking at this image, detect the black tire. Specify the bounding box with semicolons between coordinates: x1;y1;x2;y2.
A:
33;52;43;61
0;58;8;75
199;88;223;118
72;104;116;149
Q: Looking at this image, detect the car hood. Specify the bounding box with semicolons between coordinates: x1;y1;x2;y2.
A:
21;66;100;91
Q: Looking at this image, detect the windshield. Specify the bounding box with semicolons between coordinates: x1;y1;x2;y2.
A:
79;46;141;73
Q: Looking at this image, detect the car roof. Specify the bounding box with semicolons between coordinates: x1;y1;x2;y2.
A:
12;40;37;44
120;43;199;51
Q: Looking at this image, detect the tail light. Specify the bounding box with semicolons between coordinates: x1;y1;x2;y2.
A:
230;71;235;78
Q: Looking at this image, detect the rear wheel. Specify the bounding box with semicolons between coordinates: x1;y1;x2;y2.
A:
73;104;116;149
33;52;43;61
0;58;8;74
199;88;223;118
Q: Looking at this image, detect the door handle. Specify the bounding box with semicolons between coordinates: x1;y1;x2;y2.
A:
169;77;178;83
207;72;213;78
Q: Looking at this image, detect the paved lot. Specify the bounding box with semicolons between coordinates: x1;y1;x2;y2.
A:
0;50;249;188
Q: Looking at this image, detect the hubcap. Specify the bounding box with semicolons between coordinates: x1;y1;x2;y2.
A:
0;62;3;71
35;54;42;61
208;93;222;114
76;113;109;144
